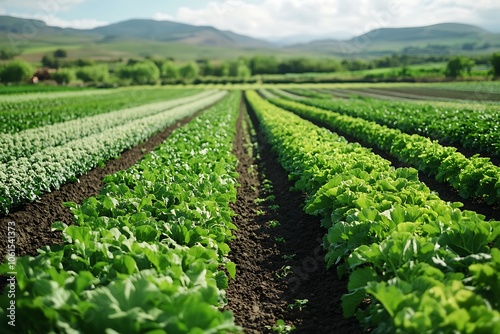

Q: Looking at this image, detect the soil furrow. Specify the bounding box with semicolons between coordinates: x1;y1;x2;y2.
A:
226;93;362;333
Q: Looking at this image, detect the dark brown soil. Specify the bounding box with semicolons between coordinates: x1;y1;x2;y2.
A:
226;94;363;333
0;112;202;261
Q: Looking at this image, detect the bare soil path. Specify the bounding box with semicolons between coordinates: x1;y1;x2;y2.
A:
226;94;363;333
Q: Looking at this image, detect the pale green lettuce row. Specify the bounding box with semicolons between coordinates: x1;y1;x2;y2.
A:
293;92;500;158
269;98;500;205
247;91;500;333
0;88;115;103
0;92;242;333
0;88;199;134
0;90;216;163
0;91;227;214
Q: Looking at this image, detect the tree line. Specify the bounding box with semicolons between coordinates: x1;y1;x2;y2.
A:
1;49;500;85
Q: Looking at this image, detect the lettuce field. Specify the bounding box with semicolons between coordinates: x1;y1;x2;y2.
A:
0;85;499;333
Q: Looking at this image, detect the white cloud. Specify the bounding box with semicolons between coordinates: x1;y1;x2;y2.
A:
42;16;108;29
2;0;107;29
152;12;175;22
2;0;85;12
8;12;108;29
152;0;500;39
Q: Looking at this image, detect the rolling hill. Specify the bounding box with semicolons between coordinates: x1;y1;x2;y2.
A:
288;23;500;57
90;19;273;48
0;15;280;61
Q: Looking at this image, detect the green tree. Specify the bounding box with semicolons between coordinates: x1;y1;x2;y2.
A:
161;61;179;79
0;60;34;83
445;56;475;78
250;56;279;74
75;58;95;67
179;62;200;79
76;65;109;83
235;60;251;79
53;49;68;58
492;53;500;78
0;49;20;60
52;68;76;85
41;54;59;68
119;61;160;85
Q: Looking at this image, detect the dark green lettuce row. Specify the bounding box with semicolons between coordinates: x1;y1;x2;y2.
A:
247;90;500;334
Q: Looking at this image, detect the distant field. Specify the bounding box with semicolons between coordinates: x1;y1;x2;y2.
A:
1;34;308;62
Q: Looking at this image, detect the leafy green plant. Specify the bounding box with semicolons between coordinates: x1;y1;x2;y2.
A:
276;265;293;279
256;209;266;216
288;299;309;311
282;254;296;262
290;91;500;158
269;204;280;211
265;319;296;333
267;220;281;228
262;179;274;193
270;97;500;205
275;236;286;243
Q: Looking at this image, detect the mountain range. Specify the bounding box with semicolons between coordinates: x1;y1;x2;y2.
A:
0;15;499;61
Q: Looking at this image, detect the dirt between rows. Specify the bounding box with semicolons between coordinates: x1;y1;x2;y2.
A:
0;111;202;261
225;95;363;333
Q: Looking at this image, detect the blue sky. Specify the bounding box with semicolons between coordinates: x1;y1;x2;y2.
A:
1;0;499;40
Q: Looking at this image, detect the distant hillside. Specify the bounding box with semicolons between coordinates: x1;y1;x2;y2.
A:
0;16;98;37
91;19;273;48
0;16;278;61
358;23;489;43
288;23;500;57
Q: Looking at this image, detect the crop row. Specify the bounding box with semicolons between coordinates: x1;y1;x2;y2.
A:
246;91;500;333
268;97;500;205
0;91;227;215
0;90;215;163
0;92;242;333
288;89;500;158
0;88;198;133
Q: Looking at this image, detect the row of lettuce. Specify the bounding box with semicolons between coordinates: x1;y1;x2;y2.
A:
0;90;226;215
247;91;500;333
0;92;243;333
286;88;500;159
0;88;198;134
0;90;215;163
265;94;500;206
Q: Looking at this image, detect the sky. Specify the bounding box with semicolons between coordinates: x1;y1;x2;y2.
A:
1;0;499;41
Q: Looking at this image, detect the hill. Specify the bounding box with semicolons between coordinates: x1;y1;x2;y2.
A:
0;16;281;61
91;19;273;48
288;23;500;57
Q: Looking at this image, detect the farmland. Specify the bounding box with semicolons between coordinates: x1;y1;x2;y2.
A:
0;83;499;333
